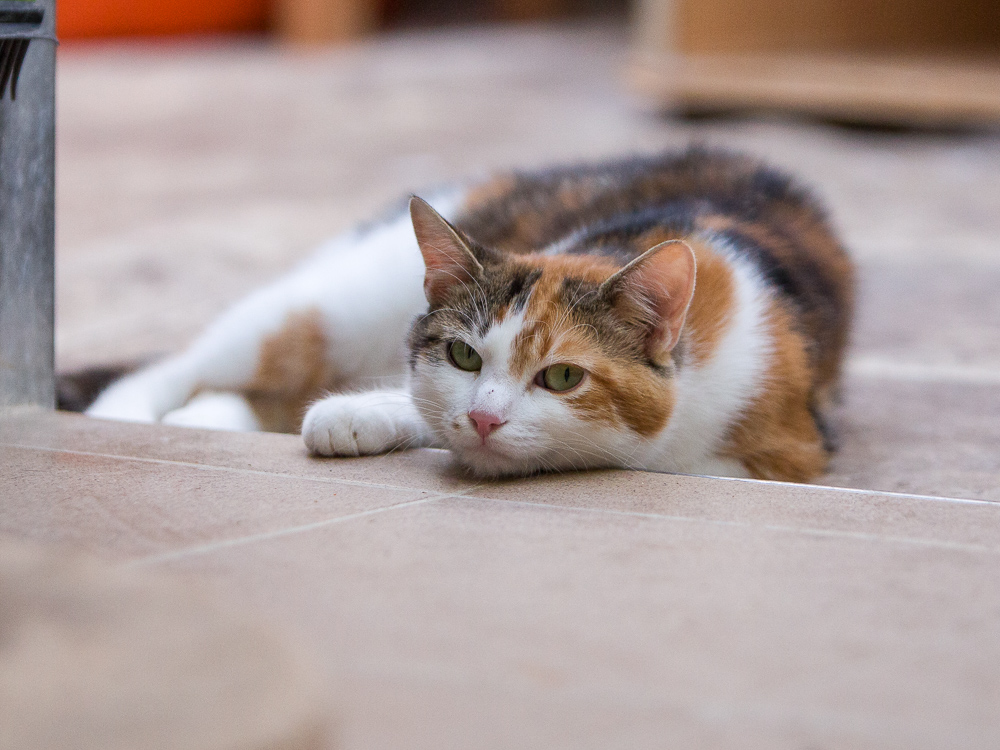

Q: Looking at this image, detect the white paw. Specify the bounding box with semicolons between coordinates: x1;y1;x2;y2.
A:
162;392;261;432
302;393;408;457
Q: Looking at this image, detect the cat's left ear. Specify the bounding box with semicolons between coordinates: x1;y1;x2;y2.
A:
599;240;697;359
410;196;484;307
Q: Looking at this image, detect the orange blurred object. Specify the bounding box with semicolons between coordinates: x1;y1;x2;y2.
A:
58;0;271;39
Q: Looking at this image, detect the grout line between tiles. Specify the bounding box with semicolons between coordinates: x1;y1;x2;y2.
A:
11;433;996;558
1;442;481;496
649;469;999;506
4;439;993;508
447;494;1000;555
128;494;450;568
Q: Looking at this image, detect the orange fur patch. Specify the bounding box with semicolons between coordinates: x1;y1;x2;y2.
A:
510;254;674;437
721;298;828;482
509;254;619;377
679;240;736;367
584;366;672;437
245;308;333;433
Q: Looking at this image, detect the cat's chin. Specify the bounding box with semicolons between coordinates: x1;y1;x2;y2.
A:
450;441;605;479
448;442;547;479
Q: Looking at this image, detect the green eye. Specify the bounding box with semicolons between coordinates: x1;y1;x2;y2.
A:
448;341;482;371
538;363;585;392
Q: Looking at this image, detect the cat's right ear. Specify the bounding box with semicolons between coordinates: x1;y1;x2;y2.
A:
410;196;484;307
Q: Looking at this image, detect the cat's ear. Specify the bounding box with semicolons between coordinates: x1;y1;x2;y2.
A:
599;239;697;358
410;196;484;306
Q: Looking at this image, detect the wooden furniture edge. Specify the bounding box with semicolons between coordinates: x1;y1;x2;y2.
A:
628;51;1000;125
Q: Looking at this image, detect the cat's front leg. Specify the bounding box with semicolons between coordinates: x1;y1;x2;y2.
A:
303;390;436;457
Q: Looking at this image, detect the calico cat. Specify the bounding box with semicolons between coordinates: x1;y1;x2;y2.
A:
87;148;854;482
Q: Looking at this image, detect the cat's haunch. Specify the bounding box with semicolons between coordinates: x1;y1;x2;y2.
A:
87;149;853;482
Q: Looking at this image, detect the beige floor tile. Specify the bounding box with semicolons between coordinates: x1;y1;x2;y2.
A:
460;469;1000;547
149;495;1000;749
826;378;1000;500
0;409;474;494
333;673;895;750
0;419;439;559
851;260;1000;369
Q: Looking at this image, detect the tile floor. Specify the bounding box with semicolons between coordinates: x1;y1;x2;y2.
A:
3;408;999;749
4;22;1000;749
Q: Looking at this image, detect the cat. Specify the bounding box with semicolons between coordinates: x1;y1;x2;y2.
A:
86;148;854;482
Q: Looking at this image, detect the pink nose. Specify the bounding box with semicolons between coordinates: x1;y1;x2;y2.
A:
468;410;505;441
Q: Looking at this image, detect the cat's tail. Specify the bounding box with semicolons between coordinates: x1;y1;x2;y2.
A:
57;362;144;412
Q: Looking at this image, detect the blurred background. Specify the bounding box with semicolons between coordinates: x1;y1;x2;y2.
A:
57;0;629;39
56;0;1000;500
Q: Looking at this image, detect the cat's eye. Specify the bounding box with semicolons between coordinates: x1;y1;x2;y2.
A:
537;363;585;392
448;341;482;371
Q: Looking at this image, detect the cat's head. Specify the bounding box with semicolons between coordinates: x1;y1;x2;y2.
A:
407;197;696;477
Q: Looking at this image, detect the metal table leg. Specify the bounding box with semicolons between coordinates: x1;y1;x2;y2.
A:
0;0;56;408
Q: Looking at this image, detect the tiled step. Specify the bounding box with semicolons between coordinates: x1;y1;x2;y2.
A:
3;409;998;749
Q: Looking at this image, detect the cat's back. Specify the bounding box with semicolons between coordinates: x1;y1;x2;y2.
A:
455;148;831;253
